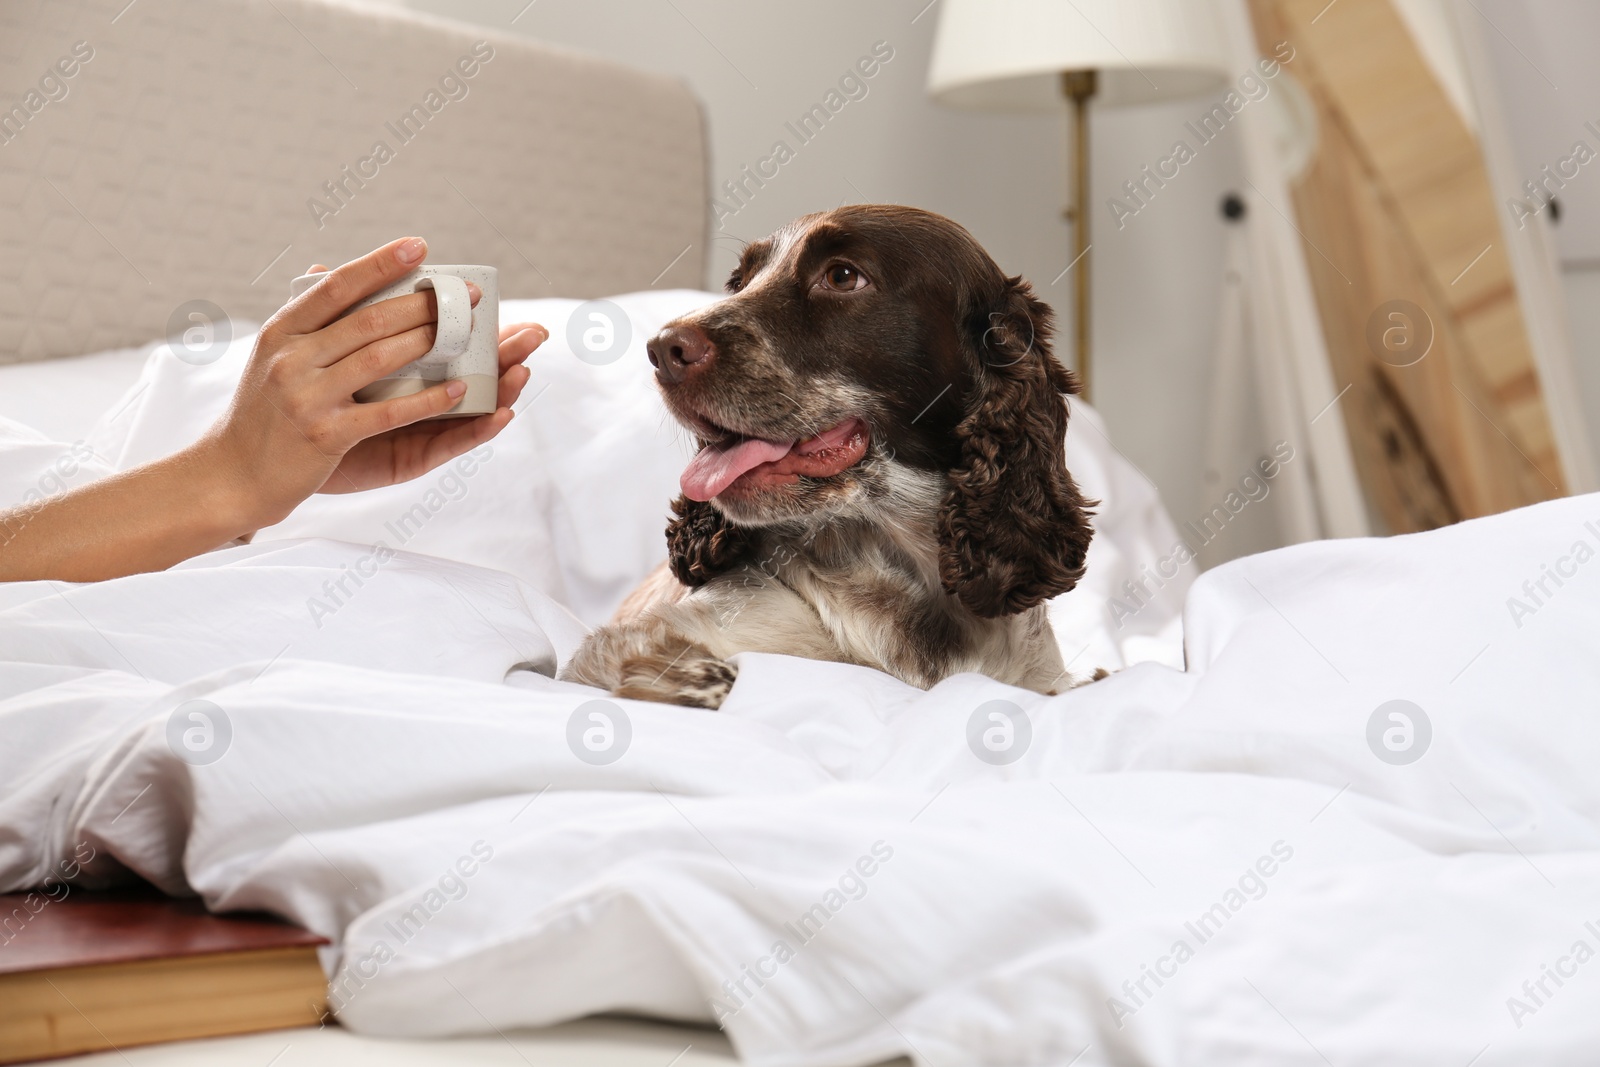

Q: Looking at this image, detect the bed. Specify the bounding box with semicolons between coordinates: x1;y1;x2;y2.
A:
4;2;1600;1067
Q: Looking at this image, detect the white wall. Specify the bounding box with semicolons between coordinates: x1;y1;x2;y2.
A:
1475;0;1600;478
387;0;1293;563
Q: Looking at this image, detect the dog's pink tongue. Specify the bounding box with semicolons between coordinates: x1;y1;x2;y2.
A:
681;436;795;501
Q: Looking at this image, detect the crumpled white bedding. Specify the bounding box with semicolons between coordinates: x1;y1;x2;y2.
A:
3;303;1599;1065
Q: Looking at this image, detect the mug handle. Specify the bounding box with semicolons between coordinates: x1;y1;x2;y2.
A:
414;276;473;365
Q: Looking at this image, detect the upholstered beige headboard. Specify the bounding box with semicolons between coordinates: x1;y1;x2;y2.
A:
0;0;708;365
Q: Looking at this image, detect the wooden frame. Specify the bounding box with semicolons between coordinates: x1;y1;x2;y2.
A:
1246;0;1565;531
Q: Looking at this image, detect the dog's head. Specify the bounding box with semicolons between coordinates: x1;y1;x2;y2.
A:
653;205;1093;618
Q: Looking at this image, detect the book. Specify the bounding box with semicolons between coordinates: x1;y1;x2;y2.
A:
0;885;329;1063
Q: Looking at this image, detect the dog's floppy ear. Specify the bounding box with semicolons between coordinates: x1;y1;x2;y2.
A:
938;276;1095;618
665;495;758;587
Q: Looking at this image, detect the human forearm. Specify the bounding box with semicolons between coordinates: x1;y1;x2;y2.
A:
0;440;262;583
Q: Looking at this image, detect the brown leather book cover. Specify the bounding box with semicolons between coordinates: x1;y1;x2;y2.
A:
0;886;331;1063
0;885;328;974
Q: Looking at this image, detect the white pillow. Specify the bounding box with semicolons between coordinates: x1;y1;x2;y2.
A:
90;292;719;625
0;344;154;445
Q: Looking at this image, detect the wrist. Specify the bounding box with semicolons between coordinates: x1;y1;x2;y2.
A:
179;433;282;543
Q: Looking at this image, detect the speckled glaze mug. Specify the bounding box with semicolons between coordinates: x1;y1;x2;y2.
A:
288;264;499;419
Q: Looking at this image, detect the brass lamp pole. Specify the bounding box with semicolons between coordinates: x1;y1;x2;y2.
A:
1062;69;1097;403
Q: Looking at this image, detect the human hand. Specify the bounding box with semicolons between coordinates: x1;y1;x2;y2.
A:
202;237;545;530
321;315;546;495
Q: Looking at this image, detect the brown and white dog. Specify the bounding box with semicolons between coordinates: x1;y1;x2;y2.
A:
560;205;1094;708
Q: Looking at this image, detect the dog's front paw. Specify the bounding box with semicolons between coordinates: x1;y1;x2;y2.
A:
562;623;737;710
615;642;737;710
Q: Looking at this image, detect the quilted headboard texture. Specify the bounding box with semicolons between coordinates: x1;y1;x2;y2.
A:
0;0;708;364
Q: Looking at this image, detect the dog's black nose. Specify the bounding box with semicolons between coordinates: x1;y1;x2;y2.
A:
647;324;714;384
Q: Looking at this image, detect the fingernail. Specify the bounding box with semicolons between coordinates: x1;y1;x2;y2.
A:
467;282;482;302
398;237;426;265
446;380;467;398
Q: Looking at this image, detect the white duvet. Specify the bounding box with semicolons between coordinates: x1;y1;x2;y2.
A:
3;297;1599;1066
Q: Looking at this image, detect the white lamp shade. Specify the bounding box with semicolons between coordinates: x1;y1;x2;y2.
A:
927;0;1234;110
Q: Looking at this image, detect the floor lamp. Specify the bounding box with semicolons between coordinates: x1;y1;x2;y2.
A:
926;0;1232;404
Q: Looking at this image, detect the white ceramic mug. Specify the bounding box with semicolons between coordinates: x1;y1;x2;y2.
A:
288;264;499;419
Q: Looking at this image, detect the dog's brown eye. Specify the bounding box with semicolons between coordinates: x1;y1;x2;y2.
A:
821;263;868;292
